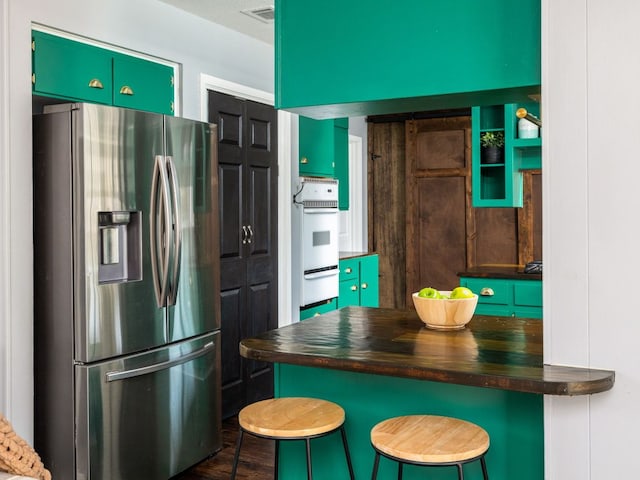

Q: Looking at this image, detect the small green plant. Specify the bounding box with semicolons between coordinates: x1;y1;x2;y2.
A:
480;131;505;148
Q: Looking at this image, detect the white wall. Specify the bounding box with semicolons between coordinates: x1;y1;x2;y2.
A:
0;0;273;440
544;0;640;478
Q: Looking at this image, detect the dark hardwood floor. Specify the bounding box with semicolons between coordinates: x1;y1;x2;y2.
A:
172;416;275;480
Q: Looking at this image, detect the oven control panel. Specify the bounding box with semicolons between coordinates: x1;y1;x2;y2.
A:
297;177;338;206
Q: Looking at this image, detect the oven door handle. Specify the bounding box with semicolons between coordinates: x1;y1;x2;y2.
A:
304;268;340;280
302;208;339;214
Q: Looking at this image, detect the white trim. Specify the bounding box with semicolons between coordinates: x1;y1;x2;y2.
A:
0;0;9;417
199;74;292;327
348;134;365;251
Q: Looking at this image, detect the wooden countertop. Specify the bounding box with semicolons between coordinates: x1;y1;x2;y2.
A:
459;266;542;281
240;306;614;396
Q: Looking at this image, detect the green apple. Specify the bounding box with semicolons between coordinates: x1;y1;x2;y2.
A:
418;287;439;299
450;286;475;299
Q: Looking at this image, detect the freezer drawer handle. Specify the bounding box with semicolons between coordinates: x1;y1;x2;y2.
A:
105;341;215;382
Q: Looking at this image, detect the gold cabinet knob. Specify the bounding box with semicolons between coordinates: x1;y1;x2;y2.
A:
350;285;358;291
480;287;495;296
119;85;134;96
300;157;309;164
88;79;104;89
361;283;368;289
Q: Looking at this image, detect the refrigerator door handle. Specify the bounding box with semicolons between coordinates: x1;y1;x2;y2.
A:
165;155;182;306
150;154;171;307
105;341;215;382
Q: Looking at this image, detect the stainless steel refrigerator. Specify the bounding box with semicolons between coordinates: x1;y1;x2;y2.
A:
33;103;221;480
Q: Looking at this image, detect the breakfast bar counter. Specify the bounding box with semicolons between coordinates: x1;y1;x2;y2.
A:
241;306;613;395
240;307;614;479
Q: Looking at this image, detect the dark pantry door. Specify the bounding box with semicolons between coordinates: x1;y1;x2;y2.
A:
208;90;278;418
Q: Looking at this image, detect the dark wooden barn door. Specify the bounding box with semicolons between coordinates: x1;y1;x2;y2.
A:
405;117;472;303
208;90;278;418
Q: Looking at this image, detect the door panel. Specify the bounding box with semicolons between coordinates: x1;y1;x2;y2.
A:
75;332;221;480
113;53;174;115
76;104;166;362
164;116;220;341
209;91;278;418
32;31;113;104
220;288;245;417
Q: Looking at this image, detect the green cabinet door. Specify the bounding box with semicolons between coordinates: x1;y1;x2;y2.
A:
113;53;175;115
359;254;379;307
299;116;335;177
460;276;542;319
32;30;113;105
334;119;349;210
338;255;379;308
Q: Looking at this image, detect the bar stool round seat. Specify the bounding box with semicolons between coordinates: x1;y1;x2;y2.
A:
231;397;355;480
371;415;490;479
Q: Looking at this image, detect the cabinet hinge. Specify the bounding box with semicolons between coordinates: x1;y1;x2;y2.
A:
32;73;36;84
31;40;35;52
170;76;174;87
170;101;174;113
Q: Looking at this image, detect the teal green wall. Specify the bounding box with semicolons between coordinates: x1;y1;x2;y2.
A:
275;364;543;480
276;0;541;118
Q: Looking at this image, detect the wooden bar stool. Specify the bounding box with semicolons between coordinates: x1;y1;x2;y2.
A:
370;415;490;480
231;397;355;480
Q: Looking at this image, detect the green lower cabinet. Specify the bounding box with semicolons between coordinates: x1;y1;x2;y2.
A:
460;276;542;319
274;363;543;480
32;30;174;116
300;298;338;320
338;254;379;308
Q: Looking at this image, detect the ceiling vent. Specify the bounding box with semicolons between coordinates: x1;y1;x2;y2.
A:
241;5;275;23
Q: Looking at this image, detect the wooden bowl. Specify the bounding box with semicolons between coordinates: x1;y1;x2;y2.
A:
411;291;478;330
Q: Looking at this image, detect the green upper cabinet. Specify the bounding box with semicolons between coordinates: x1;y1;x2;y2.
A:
32;30;175;116
113;54;174;115
299;116;349;210
299;116;335;177
32;31;113;105
276;0;541;118
472;103;541;207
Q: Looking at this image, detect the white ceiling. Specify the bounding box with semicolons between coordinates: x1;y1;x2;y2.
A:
158;0;274;45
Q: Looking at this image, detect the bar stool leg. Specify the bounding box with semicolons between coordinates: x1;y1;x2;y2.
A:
305;438;313;479
371;451;381;480
397;462;403;480
480;456;489;480
339;426;356;480
274;439;280;480
230;429;244;480
456;463;464;480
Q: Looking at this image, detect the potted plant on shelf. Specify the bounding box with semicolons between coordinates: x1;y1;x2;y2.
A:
480;131;505;164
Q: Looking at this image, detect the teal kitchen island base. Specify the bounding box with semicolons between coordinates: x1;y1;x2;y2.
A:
274;363;542;480
241;307;614;480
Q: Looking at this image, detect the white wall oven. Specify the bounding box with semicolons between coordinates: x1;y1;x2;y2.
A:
296;177;339;307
